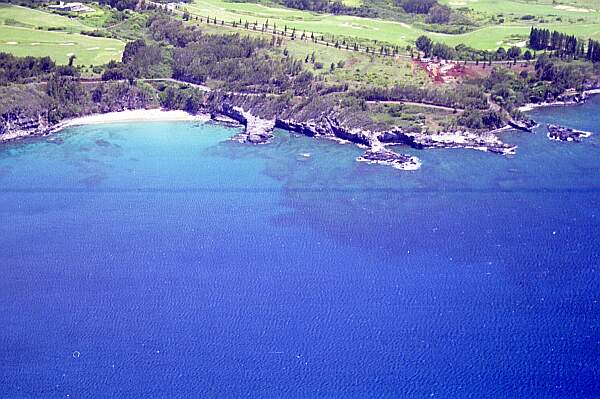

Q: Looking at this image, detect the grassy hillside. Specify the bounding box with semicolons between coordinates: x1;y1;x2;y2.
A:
197;22;429;88
0;4;124;65
184;0;600;50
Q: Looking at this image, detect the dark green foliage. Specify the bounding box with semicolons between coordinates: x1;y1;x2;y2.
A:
147;14;202;47
587;39;600;63
458;109;503;130
432;42;455;59
356;83;488;110
275;0;377;17
507;46;521;59
103;39;169;81
0;52;55;85
122;39;147;64
46;74;88;121
479;59;596;109
99;0;138;11
426;5;451;24
170;32;308;93
0;84;51;122
529;27;591;60
158;86;205;113
415;35;433;57
415;36;489;60
398;0;437;14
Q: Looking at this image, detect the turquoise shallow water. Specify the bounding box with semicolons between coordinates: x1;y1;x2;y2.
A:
0;97;599;398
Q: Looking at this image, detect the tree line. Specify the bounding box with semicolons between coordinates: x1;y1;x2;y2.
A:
529;27;600;62
415;35;529;62
0;53;56;85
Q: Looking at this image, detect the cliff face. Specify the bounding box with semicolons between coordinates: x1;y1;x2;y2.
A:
220;102;275;144
0;112;51;142
1;86;522;171
0;81;160;143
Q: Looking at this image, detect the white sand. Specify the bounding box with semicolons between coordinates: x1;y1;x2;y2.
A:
51;109;211;133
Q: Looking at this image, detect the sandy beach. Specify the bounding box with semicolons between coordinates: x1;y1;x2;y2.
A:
51;109;211;133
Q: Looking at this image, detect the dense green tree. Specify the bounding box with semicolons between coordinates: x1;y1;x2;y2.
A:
426;5;452;24
415;35;433;57
398;0;437;14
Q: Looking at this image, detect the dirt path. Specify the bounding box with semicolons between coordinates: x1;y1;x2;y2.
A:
366;100;462;112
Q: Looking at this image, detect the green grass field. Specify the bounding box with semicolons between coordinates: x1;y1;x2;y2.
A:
439;0;600;24
0;4;124;65
185;0;600;50
0;4;88;31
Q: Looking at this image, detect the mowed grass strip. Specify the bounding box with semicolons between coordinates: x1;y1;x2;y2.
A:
186;0;600;49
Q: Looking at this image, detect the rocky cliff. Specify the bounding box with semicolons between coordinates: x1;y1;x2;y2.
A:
2;86;526;171
0;112;52;142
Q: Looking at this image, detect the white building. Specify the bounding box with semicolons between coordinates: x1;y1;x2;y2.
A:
48;2;95;13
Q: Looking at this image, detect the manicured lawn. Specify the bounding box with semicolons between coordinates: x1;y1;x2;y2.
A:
439;0;600;23
0;4;87;31
0;25;124;65
0;4;124;65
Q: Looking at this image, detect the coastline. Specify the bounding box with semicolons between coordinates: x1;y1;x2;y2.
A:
1;87;596;170
50;109;212;133
518;89;600;112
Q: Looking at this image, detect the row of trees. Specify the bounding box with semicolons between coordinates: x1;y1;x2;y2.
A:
529;28;585;57
587;40;600;63
529;27;600;62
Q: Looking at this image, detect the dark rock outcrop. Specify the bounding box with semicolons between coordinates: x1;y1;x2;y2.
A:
509;118;537;132
275;119;323;137
378;129;516;155
357;147;421;170
554;91;588;105
547;124;591;142
219;102;275;144
378;128;424;149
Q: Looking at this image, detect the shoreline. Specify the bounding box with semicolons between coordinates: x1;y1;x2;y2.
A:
518;89;600;112
50;109;212;133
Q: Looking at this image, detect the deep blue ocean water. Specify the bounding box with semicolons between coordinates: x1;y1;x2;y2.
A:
0;97;599;398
